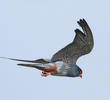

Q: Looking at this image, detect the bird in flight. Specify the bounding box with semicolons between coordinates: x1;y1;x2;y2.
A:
1;19;94;78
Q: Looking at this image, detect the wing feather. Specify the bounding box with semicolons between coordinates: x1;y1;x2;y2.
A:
0;57;50;64
51;19;94;65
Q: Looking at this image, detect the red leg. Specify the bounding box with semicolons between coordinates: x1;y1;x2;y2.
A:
41;64;57;77
41;72;51;77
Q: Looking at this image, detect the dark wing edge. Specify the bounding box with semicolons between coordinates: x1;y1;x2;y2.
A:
0;57;50;64
51;19;94;64
77;19;94;51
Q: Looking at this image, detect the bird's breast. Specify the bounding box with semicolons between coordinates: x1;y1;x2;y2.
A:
52;61;69;76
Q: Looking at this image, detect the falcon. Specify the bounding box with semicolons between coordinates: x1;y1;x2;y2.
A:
1;19;94;78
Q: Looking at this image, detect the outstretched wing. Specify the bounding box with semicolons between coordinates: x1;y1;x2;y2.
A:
51;19;94;65
0;57;50;64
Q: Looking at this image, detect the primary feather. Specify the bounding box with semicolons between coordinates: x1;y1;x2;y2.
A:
51;19;94;65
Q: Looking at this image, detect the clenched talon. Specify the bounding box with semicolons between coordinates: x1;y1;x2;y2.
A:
41;72;51;77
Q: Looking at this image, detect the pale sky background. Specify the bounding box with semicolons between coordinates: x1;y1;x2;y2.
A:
0;0;110;100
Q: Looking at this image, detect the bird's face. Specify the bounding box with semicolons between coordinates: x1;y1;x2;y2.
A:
67;64;83;78
77;67;83;78
73;65;83;78
79;70;82;78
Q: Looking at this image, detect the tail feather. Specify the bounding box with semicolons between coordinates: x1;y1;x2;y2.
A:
18;63;49;71
0;57;54;72
0;57;50;64
18;63;56;72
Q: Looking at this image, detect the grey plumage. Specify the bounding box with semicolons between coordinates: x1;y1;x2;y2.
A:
51;19;94;65
0;19;94;78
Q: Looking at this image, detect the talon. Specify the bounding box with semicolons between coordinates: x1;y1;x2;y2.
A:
42;71;45;74
41;72;51;77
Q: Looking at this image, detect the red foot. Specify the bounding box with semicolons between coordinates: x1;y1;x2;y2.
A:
41;72;51;77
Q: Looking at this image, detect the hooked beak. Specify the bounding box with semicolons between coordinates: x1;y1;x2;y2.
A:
79;73;82;78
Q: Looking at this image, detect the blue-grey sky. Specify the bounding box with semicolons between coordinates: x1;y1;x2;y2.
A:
0;0;110;100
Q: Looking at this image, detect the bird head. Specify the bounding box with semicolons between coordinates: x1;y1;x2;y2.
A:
73;65;83;78
76;66;83;78
67;64;83;78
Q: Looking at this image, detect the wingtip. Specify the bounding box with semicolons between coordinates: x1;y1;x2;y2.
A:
77;18;88;27
78;18;86;22
82;18;85;21
75;29;81;33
